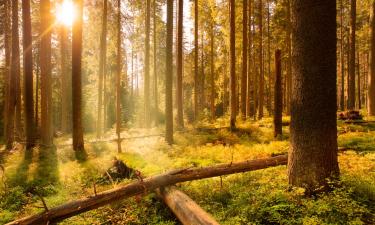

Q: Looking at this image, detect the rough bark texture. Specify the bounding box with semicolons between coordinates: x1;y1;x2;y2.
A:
22;0;35;149
229;0;236;130
145;0;151;128
348;0;356;110
369;1;375;116
274;50;282;138
165;0;174;144
72;0;85;151
116;0;122;153
288;0;339;193
177;0;184;128
157;187;220;225
241;0;248;120
40;0;53;147
8;155;287;225
97;0;107;138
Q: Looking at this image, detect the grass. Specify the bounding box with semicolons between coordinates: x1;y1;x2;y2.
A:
0;117;374;224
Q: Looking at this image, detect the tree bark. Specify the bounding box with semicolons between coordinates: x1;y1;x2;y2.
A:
60;24;71;134
194;0;199;121
97;0;107;138
22;0;35;149
8;155;287;225
340;0;345;111
153;0;159;122
288;0;339;193
274;50;282;138
72;0;85;151
157;187;220;225
258;0;264;120
3;0;10;147
369;1;375;116
176;0;184;128
145;0;151;128
230;0;236;130
286;0;292;115
241;0;248;120
247;0;254;118
40;0;53;147
210;23;215;121
116;0;122;153
348;0;356;110
165;0;174;144
357;52;361;109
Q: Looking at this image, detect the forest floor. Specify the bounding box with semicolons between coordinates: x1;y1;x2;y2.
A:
0;116;375;224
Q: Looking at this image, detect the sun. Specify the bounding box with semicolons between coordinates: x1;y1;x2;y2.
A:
56;0;76;26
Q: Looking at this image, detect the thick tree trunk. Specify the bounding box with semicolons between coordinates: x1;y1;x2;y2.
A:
258;0;264;120
60;25;71;134
274;50;282;138
97;0;107;138
176;0;184;128
40;0;53;147
348;0;356;110
194;0;199;121
72;0;85;151
165;0;174;144
229;0;236;130
116;0;122;153
145;0;151;128
157;187;220;225
288;0;339;193
22;0;35;149
369;1;375;116
241;0;248;120
8;155;287;225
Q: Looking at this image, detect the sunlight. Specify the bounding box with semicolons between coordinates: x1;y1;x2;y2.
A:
56;0;76;26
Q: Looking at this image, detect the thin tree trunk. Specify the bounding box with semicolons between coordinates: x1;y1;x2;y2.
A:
116;0;122;153
153;0;159;122
288;0;339;193
241;0;248;120
230;0;236;130
369;1;375;116
246;0;253;118
72;0;85;151
258;0;264;119
348;0;356;110
267;1;272;116
286;0;292;115
210;23;215;121
176;0;184;128
274;49;282;138
194;0;198;121
97;0;107;138
357;52;361;109
165;0;174;144
3;0;10;144
145;0;151;127
22;0;35;149
340;0;345;111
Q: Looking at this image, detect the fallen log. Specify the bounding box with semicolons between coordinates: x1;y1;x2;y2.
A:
7;154;287;225
157;187;220;225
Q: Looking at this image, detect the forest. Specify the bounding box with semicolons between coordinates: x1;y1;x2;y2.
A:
0;0;374;224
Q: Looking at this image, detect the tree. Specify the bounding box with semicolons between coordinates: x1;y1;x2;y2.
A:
176;0;184;128
241;0;248;120
210;20;215;121
274;49;282;138
229;0;236;130
246;0;253;118
60;24;71;134
348;0;356;110
22;0;35;149
3;0;10;144
97;0;108;138
116;0;122;153
145;0;151;127
369;0;375;116
288;0;339;193
165;0;174;144
339;0;345;111
258;0;264;119
72;0;85;151
286;0;292;115
194;0;199;120
40;0;53;147
153;0;159;122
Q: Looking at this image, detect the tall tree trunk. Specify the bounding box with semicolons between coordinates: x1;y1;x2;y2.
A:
258;0;264;119
241;0;248;120
286;0;292;115
176;0;184;128
247;0;254;118
97;0;107;138
40;0;53;147
3;0;10;145
288;0;339;193
210;23;215;121
145;0;151;128
348;0;356;110
153;0;159;122
72;0;85;151
22;0;35;149
60;25;71;134
200;32;205;111
116;0;122;153
267;1;272;116
35;59;40;133
357;52;361;109
165;0;174;144
369;1;375;116
340;0;345;111
274;49;282;138
230;0;236;130
13;0;22;142
194;0;198;121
